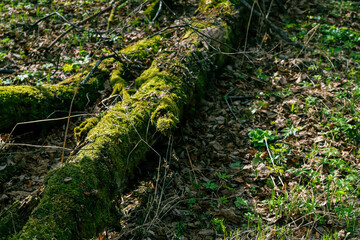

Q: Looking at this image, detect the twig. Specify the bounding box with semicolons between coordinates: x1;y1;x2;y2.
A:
296;24;320;59
243;0;256;63
224;95;253;123
264;136;275;168
30;12;57;27
80;54;115;85
30;4;75;27
60;78;81;164
265;0;274;19
0;69;16;74
1;114;96;151
147;24;187;39
152;0;163;22
186;146;198;184
4;143;73;151
224;96;239;122
265;136;284;187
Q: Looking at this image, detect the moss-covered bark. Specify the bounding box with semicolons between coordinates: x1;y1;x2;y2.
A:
12;54;193;239
0;35;162;132
0;64;110;131
2;1;245;239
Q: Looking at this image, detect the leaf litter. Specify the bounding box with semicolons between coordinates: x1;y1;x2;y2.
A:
99;1;360;239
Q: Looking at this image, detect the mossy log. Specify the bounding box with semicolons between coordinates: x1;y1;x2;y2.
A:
0;66;109;131
0;36;162;132
2;1;246;239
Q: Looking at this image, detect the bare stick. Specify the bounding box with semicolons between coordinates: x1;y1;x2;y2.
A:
1;114;96;151
5;143;73;151
60;80;80;164
0;69;15;74
80;54;115;85
147;24;187;39
152;0;163;22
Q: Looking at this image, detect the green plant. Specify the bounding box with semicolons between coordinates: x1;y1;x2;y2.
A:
230;161;243;169
256;69;269;81
322;147;339;157
248;129;277;147
176;217;186;237
234;197;248;207
281;125;301;139
217;196;228;205
16;70;36;83
62;64;74;72
211;217;226;234
186;198;196;208
203;181;218;190
216;172;228;180
0;51;7;62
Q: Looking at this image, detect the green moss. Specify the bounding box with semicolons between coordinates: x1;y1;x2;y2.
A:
107;5;117;30
0;198;33;240
150;95;181;135
0;35;165;131
198;0;230;12
109;62;127;95
134;62;161;88
13;54;202;238
120;35;162;59
0;61;111;131
74;117;100;143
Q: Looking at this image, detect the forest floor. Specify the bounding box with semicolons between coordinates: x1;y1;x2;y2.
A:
105;1;360;239
1;0;360;239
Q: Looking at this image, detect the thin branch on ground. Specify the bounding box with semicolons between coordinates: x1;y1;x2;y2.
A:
80;54;116;85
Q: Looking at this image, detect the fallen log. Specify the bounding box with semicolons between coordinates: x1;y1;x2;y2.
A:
3;0;246;239
0;36;162;132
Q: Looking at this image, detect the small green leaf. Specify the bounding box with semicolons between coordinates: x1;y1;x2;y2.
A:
63;64;73;72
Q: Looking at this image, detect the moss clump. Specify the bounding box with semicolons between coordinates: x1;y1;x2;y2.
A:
74;117;100;143
150;95;181;135
120;35;162;59
198;0;230;12
0;60;111;131
109;62;127;95
134;61;162;88
107;5;117;30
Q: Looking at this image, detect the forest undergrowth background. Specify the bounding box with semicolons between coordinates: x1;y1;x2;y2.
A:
0;0;359;239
